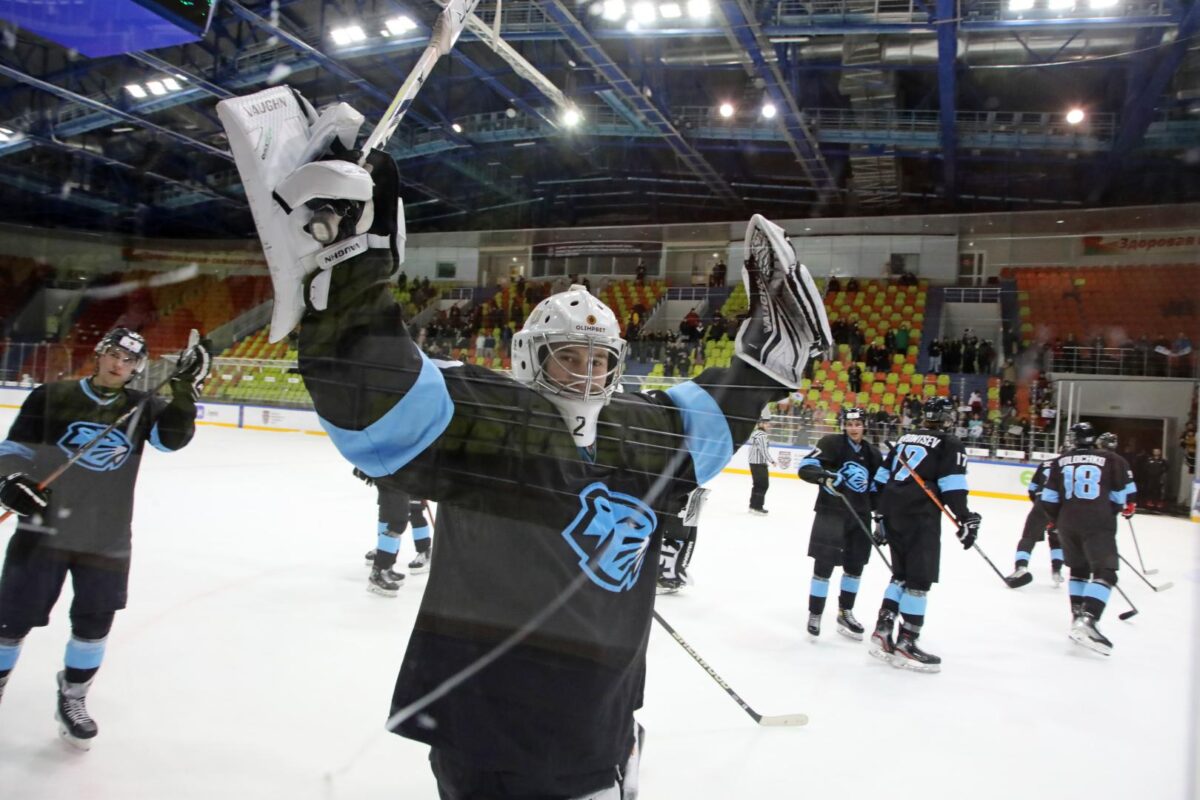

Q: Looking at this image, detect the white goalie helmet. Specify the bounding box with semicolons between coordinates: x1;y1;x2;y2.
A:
511;284;627;447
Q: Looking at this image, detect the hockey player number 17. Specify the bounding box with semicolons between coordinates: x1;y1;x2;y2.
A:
893;444;928;482
1061;464;1101;500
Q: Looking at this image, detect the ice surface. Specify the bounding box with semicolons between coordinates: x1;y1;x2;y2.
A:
0;414;1196;799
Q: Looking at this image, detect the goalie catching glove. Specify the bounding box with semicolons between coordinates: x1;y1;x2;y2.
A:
216;87;406;342
735;215;833;388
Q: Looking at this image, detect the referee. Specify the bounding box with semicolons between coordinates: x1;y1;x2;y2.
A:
748;418;776;514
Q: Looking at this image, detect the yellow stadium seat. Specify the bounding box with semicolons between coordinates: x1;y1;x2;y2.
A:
936;374;950;386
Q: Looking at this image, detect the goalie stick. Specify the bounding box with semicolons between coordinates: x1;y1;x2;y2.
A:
652;611;808;727
0;330;202;526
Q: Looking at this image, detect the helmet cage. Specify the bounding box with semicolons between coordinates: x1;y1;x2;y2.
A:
528;333;626;401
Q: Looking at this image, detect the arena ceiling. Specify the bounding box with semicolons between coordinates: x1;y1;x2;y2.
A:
0;0;1197;237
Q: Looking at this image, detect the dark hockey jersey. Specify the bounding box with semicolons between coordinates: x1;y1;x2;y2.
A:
1041;448;1134;531
798;433;881;514
298;275;787;778
0;378;195;557
1028;459;1052;502
873;427;971;520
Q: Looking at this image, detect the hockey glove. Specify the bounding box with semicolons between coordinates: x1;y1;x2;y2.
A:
1121;501;1136;519
957;512;982;550
870;513;888;547
352;467;375;487
171;331;213;400
0;472;49;517
818;470;844;493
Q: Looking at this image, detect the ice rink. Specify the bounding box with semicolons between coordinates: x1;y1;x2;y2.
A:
0;413;1197;800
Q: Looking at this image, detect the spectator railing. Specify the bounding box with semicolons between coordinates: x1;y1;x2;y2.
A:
0;341;78;386
1047;346;1198;378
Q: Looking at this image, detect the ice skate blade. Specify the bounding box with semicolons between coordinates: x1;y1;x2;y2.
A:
56;720;94;751
868;645;893;663
836;625;864;641
889;654;941;673
1068;629;1112;656
366;583;400;597
408;565;430;575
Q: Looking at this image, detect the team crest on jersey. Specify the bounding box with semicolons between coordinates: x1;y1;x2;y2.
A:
838;461;870;493
562;482;657;593
57;422;132;472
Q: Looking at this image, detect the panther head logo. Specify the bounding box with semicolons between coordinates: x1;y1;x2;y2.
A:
562;482;657;593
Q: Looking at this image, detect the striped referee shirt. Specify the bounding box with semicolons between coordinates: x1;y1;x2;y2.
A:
748;429;774;465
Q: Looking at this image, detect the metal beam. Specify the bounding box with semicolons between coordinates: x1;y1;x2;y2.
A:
533;0;741;205
1095;0;1200;198
0;62;233;163
935;0;957;198
717;0;836;196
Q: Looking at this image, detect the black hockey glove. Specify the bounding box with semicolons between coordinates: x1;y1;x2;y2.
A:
870;513;888;547
957;512;982;550
172;335;214;400
0;472;50;517
818;470;844;493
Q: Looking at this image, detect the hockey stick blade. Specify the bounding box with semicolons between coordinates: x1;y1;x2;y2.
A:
757;713;810;727
1118;610;1138;621
1143;569;1159;575
1005;573;1034;589
1151;581;1174;592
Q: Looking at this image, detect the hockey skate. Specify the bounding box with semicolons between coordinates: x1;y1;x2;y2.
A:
0;673;8;704
408;550;431;574
890;631;942;673
1004;566;1033;589
1069;613;1113;656
748;507;768;516
806;613;821;638
367;567;404;596
656;575;684;595
1051;568;1065;587
868;613;896;662
836;609;865;641
56;671;98;750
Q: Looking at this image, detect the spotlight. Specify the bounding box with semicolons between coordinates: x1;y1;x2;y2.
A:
719;102;734;118
762;102;777;119
330;25;367;45
632;1;657;23
1065;108;1085;124
562;107;583;127
146;80;167;96
602;0;626;20
385;16;417;35
124;84;148;99
162;78;182;92
452;123;463;133
1007;0;1034;10
1047;0;1074;9
660;2;683;18
687;0;711;19
1088;0;1119;7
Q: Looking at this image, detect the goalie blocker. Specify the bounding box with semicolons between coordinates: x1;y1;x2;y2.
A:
215;87;406;342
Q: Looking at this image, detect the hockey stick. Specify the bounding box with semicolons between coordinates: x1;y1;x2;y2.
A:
1118;553;1174;592
1124;516;1158;575
1113;584;1139;621
652;611;808;727
358;0;481;162
0;333;200;526
829;487;892;571
890;446;1010;585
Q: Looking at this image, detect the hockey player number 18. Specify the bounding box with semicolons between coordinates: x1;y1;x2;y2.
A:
1061;464;1101;500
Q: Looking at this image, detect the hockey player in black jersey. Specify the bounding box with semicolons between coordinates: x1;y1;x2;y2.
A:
354;468;434;595
797;407;883;640
217;83;833;800
1004;454;1064;588
1040;422;1136;656
867;396;981;673
0;327;209;748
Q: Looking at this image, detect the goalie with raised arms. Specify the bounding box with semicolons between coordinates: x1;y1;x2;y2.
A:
218;83;831;798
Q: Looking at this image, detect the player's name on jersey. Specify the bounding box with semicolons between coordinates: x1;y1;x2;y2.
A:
1059;454;1107;467
899;433;943;448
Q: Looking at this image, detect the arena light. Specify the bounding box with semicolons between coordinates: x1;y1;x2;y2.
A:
687;0;711;19
0;126;13;142
660;2;683;18
125;83;148;98
1047;0;1075;9
385;15;417;35
602;0;626;20
762;102;777;119
330;25;367;45
561;106;583;127
1066;108;1085;124
146;80;168;96
1007;0;1034;10
718;102;734;118
451;122;463;133
632;1;657;24
162;77;182;92
1088;0;1119;7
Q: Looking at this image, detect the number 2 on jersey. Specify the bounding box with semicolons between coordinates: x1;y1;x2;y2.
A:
1062;464;1101;500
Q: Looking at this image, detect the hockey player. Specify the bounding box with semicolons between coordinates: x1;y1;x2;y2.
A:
1004;453;1064;588
217;83;832;800
1041;422;1136;656
747;418;775;514
354;468;434;596
797;407;883;640
0;328;209;748
867;396;981;673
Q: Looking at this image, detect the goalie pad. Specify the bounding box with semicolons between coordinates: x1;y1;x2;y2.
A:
218;87;394;342
734;214;833;388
